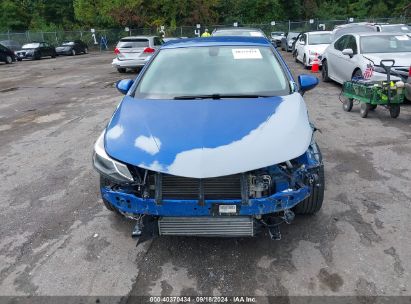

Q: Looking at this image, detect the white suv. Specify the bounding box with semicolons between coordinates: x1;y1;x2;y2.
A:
112;36;163;73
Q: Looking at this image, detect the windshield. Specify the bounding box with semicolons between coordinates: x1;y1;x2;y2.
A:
213;30;265;37
360;35;411;53
117;39;149;48
134;46;289;99
62;42;75;46
308;33;332;45
380;25;411;33
22;43;40;49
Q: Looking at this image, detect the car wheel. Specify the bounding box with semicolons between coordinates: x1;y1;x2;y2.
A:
51;53;56;58
343;98;353;112
294;51;298;62
389;105;400;118
100;176;121;214
71;49;76;56
322;60;331;82
303;55;309;69
84;47;88;54
360;103;370;118
5;55;12;64
352;68;362;80
294;159;324;214
117;68;126;73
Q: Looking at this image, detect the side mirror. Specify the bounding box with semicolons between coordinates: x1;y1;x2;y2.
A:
342;48;354;58
298;74;319;94
116;79;134;95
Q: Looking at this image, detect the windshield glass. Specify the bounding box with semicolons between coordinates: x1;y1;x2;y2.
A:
213;30;265;37
288;32;299;39
308;33;332;45
134;46;289;99
117;39;149;48
62;42;75;46
380;25;411;33
360;35;411;53
22;43;40;49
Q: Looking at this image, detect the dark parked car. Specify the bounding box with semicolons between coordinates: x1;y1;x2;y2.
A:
15;42;56;60
0;40;21;52
0;44;16;64
55;40;88;56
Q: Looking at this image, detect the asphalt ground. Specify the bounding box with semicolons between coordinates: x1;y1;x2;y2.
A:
0;50;410;303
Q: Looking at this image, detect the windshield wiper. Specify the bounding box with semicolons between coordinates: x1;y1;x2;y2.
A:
173;94;271;100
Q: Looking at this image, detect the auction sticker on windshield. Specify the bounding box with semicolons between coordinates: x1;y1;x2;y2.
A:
232;48;262;59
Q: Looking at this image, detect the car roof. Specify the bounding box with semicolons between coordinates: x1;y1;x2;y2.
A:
350;32;409;37
214;27;263;32
161;36;271;49
306;31;332;35
120;36;156;40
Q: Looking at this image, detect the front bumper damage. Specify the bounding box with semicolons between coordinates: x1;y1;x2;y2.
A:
99;141;322;242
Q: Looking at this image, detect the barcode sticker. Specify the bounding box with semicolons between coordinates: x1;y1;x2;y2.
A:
232;48;262;59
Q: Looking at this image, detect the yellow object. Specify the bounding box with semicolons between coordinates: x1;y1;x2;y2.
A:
201;32;211;37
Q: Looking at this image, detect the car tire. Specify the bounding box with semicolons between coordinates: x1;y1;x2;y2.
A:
5;55;12;64
352;68;362;80
84;47;88;54
71;49;76;56
100;176;121;213
51;53;56;58
117;68;126;73
294;161;324;215
294;51;298;62
360;103;370;118
343;98;353;112
389;105;400;118
322;60;331;82
303;55;309;69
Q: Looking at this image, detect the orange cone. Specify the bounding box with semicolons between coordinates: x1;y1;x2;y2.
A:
311;53;319;73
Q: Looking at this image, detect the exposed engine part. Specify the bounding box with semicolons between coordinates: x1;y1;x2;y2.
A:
249;174;271;198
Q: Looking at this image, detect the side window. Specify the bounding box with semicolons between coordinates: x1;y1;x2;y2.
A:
346;36;358;54
334;36;347;51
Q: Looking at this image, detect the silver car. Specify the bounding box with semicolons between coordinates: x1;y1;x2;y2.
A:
321;32;411;100
112;36;163;73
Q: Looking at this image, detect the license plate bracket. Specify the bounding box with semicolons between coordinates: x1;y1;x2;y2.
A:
212;204;240;216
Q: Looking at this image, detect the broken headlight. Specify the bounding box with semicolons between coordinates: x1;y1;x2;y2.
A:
93;131;134;183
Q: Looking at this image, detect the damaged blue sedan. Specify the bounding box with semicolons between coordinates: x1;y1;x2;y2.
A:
93;36;323;240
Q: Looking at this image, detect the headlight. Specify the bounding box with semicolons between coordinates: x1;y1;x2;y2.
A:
93;131;134;183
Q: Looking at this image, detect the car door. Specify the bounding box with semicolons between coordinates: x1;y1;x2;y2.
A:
326;35;349;83
338;35;360;81
0;45;6;61
43;42;51;57
296;34;306;62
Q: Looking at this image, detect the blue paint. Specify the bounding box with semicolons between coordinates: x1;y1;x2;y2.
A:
116;79;134;95
105;96;283;170
101;186;310;216
298;74;319;92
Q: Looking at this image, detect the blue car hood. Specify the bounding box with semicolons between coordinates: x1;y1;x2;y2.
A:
104;93;312;178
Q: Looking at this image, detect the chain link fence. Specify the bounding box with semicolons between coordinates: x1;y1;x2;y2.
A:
1;17;410;51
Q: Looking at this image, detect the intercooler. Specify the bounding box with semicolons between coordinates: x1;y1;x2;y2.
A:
158;216;255;237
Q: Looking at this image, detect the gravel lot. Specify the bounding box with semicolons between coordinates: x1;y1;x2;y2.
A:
0;50;410;301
